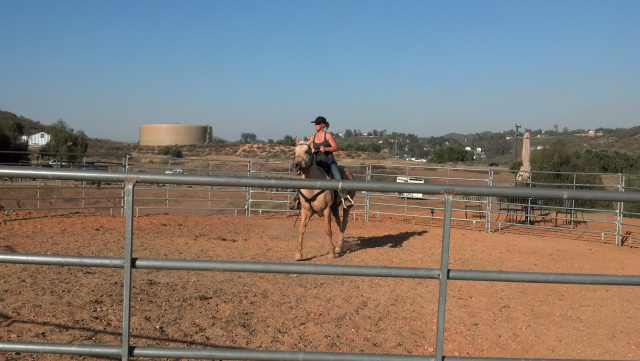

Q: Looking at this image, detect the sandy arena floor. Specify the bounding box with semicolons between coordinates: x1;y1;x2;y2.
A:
1;211;639;360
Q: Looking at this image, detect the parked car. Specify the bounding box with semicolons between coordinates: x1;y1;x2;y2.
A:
39;159;68;168
161;169;186;186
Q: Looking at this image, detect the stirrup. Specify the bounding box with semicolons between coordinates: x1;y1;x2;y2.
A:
288;197;300;210
341;195;354;209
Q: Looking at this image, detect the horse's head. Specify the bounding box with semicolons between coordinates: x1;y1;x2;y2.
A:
291;137;313;175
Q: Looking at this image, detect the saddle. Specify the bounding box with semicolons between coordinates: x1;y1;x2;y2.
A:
289;153;352;211
313;159;334;179
314;157;348;180
314;161;349;210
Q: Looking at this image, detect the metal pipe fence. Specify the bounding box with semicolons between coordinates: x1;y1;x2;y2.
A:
361;164;640;245
1;167;640;361
2;160;640;245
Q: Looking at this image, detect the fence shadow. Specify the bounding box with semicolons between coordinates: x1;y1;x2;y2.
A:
0;312;233;350
0;245;17;252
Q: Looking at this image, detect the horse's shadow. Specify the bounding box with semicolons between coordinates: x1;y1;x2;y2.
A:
343;230;428;254
300;231;427;261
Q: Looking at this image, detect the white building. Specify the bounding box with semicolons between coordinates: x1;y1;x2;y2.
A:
23;132;51;146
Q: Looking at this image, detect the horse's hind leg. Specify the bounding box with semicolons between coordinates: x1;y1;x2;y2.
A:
332;208;347;255
323;208;336;259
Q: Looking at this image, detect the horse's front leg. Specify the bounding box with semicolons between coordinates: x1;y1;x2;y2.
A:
331;207;345;255
323;208;336;259
296;209;312;261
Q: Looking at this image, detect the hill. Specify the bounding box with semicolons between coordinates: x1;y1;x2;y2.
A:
3;109;639;164
588;126;640;154
86;128;640;166
0;110;47;135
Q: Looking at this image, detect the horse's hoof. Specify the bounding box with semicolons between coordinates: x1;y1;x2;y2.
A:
295;253;303;261
328;252;337;259
334;247;342;255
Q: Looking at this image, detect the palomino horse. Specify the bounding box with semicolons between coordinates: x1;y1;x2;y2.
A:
291;138;356;261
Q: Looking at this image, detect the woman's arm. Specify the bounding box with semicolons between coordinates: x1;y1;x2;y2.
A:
320;133;339;153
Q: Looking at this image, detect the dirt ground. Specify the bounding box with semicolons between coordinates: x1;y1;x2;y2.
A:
1;210;639;361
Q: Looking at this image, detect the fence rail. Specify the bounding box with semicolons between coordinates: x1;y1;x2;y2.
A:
2;162;640;245
1;167;640;361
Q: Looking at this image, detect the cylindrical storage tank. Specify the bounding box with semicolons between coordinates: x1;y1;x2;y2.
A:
139;124;210;146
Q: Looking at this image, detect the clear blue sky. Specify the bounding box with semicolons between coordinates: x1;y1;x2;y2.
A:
1;0;638;142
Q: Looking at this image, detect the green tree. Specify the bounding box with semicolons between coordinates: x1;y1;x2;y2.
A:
0;111;29;163
0;111;25;142
276;135;296;146
623;176;640;218
366;142;382;153
580;148;639;174
240;133;257;144
430;145;470;163
162;145;183;158
338;140;382;153
530;140;608;209
39;119;88;161
472;132;511;158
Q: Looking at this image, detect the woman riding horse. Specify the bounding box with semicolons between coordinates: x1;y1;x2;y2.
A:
288;116;354;210
290;137;356;260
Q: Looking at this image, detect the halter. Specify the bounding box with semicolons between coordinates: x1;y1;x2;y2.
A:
292;143;314;173
292;143;336;214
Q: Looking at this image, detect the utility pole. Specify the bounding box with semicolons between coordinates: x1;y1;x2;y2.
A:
394;135;398;158
514;124;522;166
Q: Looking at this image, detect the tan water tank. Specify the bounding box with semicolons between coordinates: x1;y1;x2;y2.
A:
139;124;212;146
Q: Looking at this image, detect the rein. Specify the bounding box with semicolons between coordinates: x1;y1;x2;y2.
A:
293;144;334;215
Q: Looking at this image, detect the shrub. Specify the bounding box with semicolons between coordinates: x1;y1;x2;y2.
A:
162;145;183;158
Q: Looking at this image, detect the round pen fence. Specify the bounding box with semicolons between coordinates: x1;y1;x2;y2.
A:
2;160;640;245
1;167;640;361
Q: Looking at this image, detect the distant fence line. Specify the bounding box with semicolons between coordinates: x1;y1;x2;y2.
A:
1;168;640;361
1;155;640;245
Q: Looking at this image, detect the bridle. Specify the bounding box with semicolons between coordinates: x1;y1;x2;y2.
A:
291;143;334;214
292;143;314;174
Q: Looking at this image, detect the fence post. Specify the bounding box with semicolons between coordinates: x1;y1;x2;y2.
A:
483;169;492;232
487;170;494;232
120;179;126;218
616;174;624;246
246;162;252;218
435;192;454;361
365;165;372;222
124;155;131;172
121;178;136;361
37;179;42;209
